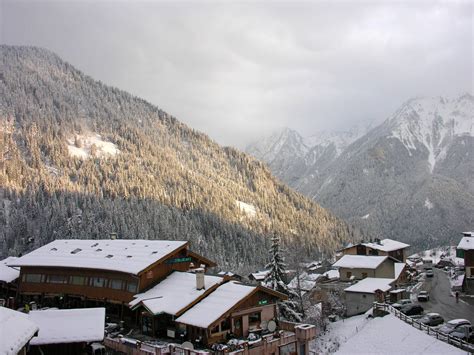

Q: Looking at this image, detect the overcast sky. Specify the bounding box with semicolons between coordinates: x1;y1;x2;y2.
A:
1;0;473;147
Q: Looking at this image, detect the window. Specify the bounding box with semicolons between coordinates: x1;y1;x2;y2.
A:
362;272;368;279
23;274;43;283
90;277;106;288
346;271;352;279
110;279;123;290
249;312;261;325
70;276;86;285
362;294;367;298
221;318;231;331
127;281;138;293
210;325;220;334
47;275;68;284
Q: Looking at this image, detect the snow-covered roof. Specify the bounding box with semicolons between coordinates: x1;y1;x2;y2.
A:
288;272;322;292
249;270;269;281
8;239;188;275
344;278;394;293
176;281;256;328
333;255;389;269
323;269;340;280
0;307;38;355
457;237;474;251
129;271;223;315
0;257;20;283
334;314;464;354
29;308;105;345
362;239;410;252
394;263;406;280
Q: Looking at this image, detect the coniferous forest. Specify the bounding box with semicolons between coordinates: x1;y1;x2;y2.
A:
0;46;363;273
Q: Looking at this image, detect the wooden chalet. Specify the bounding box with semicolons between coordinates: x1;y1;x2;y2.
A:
457;232;474;294
338;238;410;262
175;281;287;345
8;239;216;321
333;255;397;281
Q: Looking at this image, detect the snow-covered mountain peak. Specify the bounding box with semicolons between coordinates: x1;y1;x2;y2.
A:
388;95;474;172
246;127;308;163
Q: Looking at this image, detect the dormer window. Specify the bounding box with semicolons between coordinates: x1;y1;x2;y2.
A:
105;254;114;258
96;248;102;252
71;248;82;254
91;243;99;248
50;248;58;251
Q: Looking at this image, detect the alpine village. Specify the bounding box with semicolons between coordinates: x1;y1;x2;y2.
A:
1;2;474;355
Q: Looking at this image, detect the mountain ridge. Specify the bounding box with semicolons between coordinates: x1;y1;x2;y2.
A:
246;94;474;250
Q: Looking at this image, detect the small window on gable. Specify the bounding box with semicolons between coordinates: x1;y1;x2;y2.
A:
71;248;82;254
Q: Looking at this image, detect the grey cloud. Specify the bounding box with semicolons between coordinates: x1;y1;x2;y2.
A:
1;0;472;147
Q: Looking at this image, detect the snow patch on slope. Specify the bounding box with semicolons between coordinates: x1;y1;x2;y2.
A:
236;200;257;218
424;198;434;210
66;133;120;159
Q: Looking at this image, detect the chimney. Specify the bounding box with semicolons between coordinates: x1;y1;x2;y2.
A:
195;268;205;290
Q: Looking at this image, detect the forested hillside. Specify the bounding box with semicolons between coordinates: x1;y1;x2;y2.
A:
0;46;360;272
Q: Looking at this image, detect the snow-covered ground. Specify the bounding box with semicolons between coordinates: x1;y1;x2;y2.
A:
409;246;463;266
312;312;464;354
66;133;120;159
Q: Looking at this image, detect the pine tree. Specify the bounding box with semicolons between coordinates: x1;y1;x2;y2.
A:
264;234;303;322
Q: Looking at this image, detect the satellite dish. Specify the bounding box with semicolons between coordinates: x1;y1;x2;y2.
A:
261;320;268;330
267;320;277;332
181;342;194;350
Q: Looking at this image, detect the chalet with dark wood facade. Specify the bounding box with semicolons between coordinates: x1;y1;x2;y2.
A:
175;281;287;345
338;238;410;262
457;232;474;294
8;239;216;311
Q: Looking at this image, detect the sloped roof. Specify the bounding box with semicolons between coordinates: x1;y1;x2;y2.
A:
344;278;394;294
362;239;410;252
8;239;188;275
394;263;407;280
0;307;38;355
249;270;270;281
457;237;474;251
29;308;105;345
176;281;256;328
333;255;389;269
0;257;20;283
129;271;223;315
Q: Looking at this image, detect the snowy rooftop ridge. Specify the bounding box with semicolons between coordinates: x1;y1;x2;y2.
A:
0;307;38;355
344;278;394;293
0;257;20;283
129;271;223;315
362;239;410;252
29;308;105;345
333;255;389;269
457;236;474;251
8;239;188;275
176;281;256;328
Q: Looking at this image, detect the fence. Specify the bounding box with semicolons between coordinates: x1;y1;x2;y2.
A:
373;302;474;353
104;337;211;355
